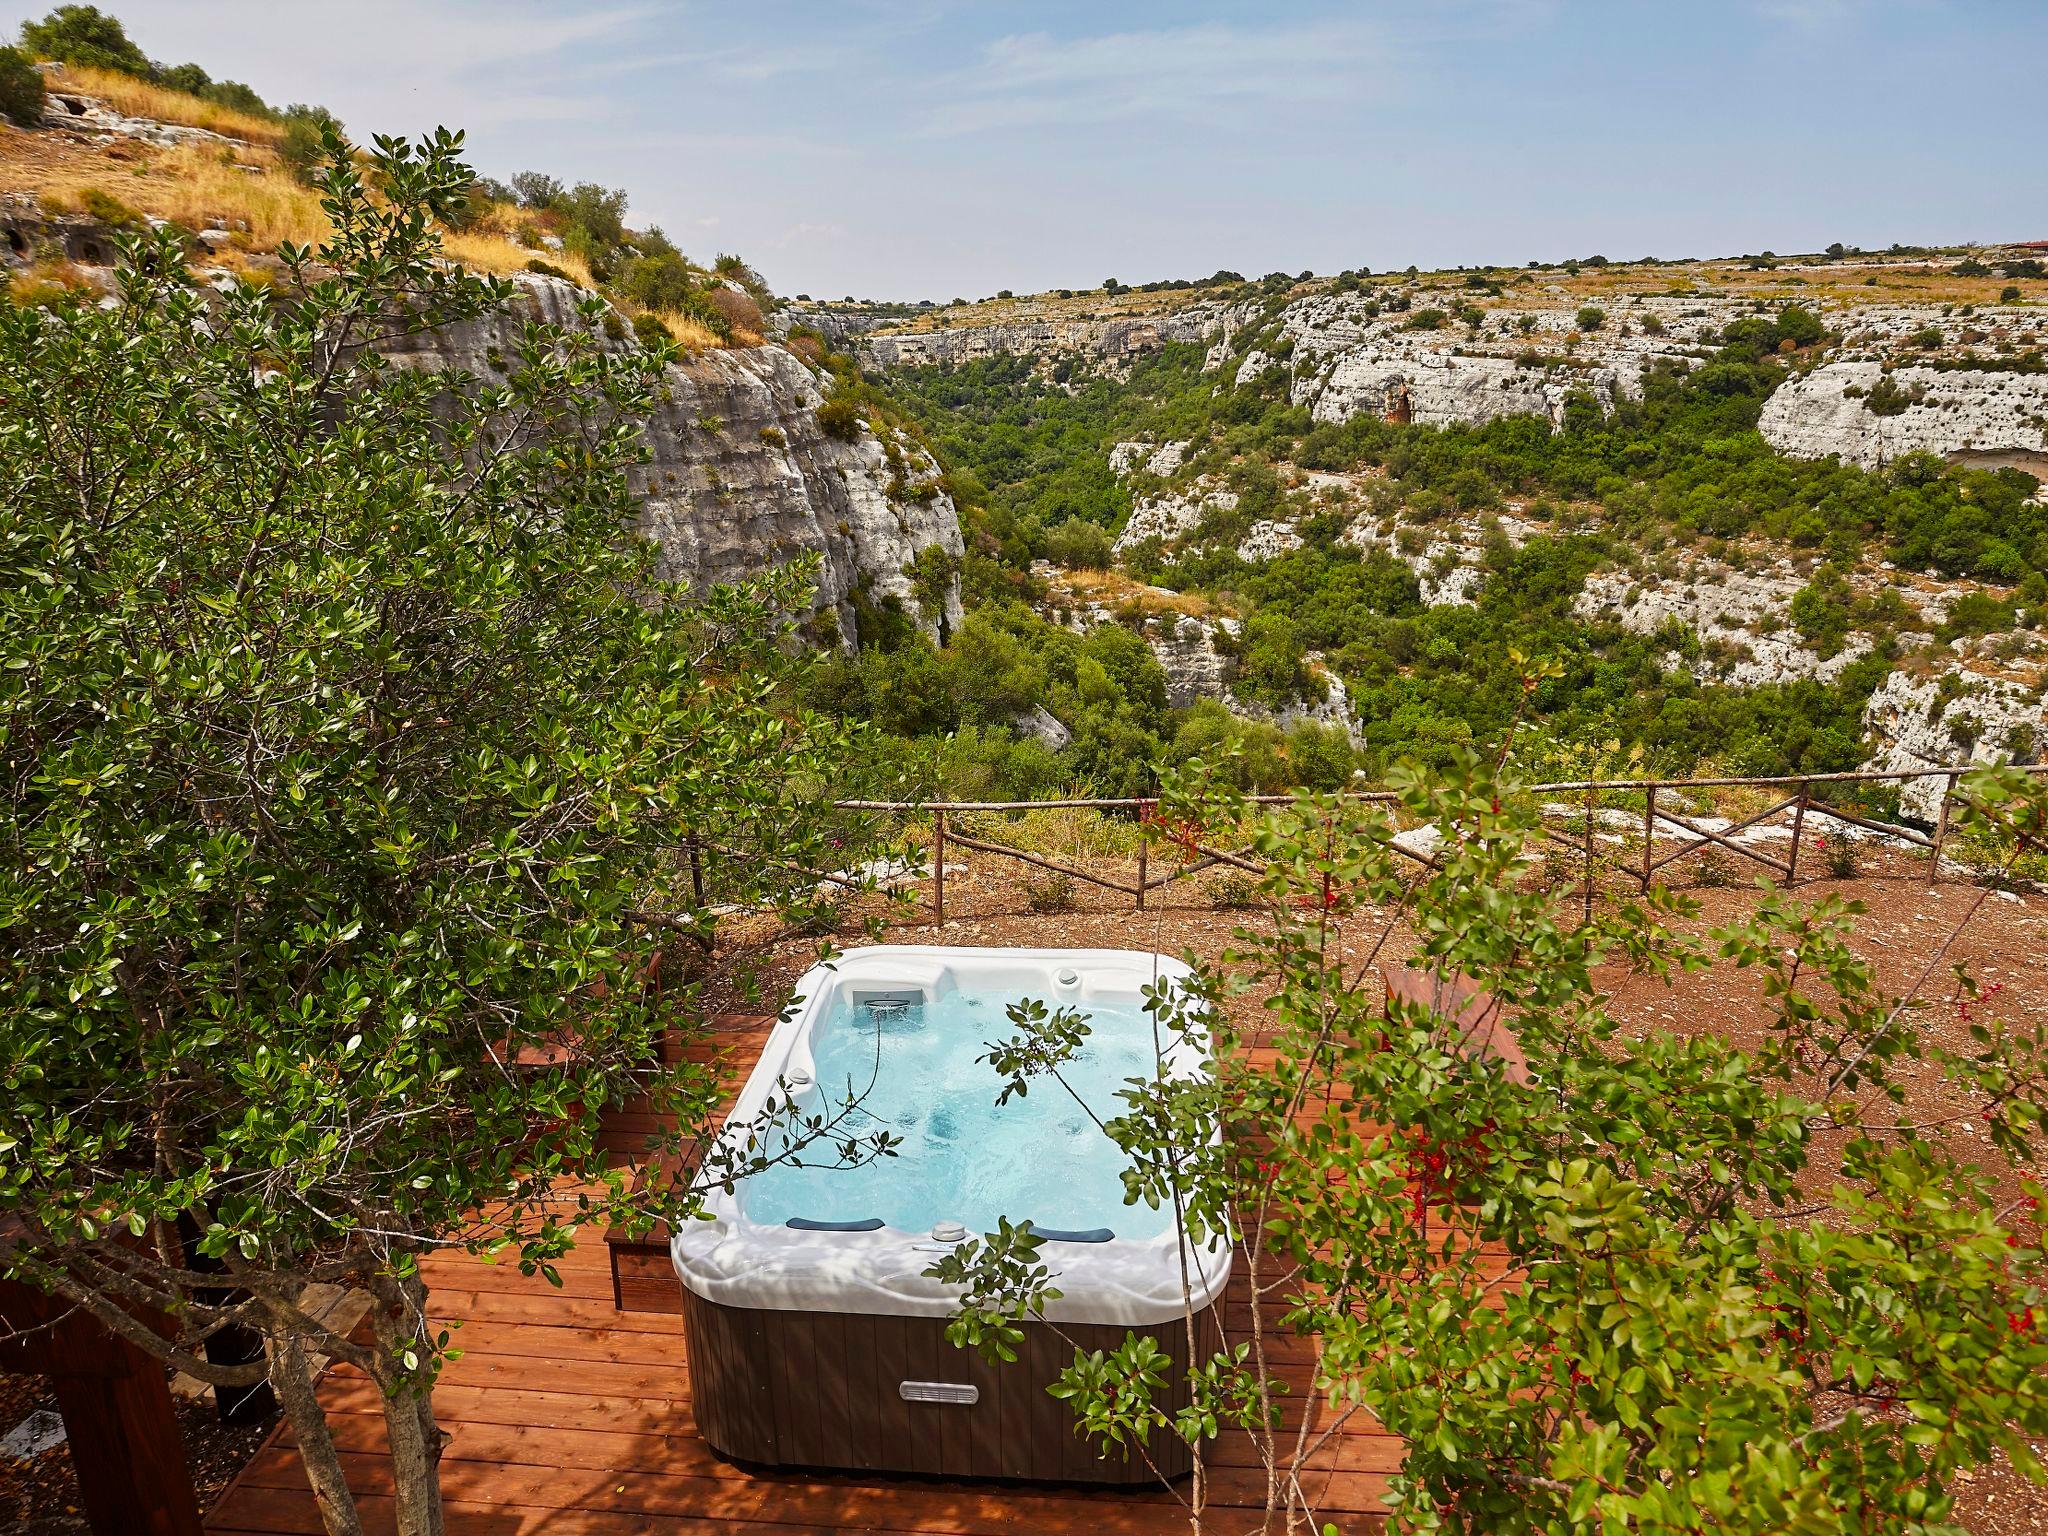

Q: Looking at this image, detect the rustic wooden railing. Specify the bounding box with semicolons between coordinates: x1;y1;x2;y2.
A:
834;763;2048;922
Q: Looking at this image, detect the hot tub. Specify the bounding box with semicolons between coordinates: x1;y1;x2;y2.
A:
670;945;1231;1482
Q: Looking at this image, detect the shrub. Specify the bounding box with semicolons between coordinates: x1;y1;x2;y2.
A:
510;170;563;210
524;257;574;284
816;395;863;440
2003;285;2024;304
1405;308;1446;331
1576;305;1605;332
631;311;670;348
1022;870;1077;914
1817;831;1860;879
1042;515;1113;569
1206;869;1262;909
278;104;342;186
600;310;625;342
706;285;763;337
75;186;140;227
0;46;46;128
1692;847;1735;886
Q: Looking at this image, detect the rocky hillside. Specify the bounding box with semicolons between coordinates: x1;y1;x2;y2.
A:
383;272;963;643
0;83;966;645
865;254;2047;805
863;257;2048;475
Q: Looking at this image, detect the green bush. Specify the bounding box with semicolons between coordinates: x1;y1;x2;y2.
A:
76;186;140;227
0;46;46;128
20;4;149;74
1022;870;1077;914
1042;515;1112;569
817;395;863;440
278;105;343;187
1575;305;1605;332
631;311;670;348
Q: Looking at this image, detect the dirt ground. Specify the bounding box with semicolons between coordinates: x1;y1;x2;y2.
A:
0;1366;275;1534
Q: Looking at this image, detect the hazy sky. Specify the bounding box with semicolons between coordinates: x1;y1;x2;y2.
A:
6;1;2042;299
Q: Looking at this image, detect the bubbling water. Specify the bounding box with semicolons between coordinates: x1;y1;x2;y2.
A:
737;991;1175;1241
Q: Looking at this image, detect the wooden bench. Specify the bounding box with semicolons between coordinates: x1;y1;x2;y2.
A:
601;1011;773;1310
603;1149;699;1312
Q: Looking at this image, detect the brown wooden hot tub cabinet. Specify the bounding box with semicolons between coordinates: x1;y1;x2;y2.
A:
680;1286;1222;1483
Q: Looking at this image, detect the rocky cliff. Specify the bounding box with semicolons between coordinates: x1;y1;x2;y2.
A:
1861;668;2046;821
346;274;965;645
865;273;2048;480
1757;362;2048;476
861;305;1226;371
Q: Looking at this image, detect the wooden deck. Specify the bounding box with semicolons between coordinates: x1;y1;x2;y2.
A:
206;1015;1406;1535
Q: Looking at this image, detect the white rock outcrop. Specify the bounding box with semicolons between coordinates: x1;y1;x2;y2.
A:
385;274;964;644
1573;563;1871;687
1113;481;1238;555
1758;362;2048;476
1861;668;2047;821
1109;440;1191;478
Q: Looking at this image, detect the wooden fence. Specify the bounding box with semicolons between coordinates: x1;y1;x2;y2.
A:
835;763;2048;923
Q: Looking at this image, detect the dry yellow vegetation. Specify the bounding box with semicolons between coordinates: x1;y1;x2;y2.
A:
4;71;764;350
49;64;286;149
38;140;327;246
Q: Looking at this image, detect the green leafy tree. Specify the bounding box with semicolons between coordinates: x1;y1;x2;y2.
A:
0;125;897;1536
19;3;150;74
277;103;344;186
943;749;2048;1532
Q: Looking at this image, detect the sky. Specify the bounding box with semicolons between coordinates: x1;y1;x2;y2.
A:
4;0;2043;300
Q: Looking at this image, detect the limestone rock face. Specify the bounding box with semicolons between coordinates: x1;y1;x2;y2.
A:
382;274;964;644
1109;440;1191;478
1148;612;1238;710
1572;563;1873;688
1758;362;2048;477
1015;705;1073;751
860;306;1228;370
1304;349;1619;430
1861;669;2046;821
1113;481;1238;556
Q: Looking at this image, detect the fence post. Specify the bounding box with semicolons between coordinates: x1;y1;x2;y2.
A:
1929;779;1952;885
1640;786;1656;892
1135;833;1148;911
1582;787;1596;927
933;809;947;924
1786;783;1809;886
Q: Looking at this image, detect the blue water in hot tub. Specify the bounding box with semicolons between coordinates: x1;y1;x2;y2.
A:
736;991;1178;1242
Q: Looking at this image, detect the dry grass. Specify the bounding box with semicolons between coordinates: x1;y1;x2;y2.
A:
648;307;731;351
36;141;328;247
440;227;599;290
49;64;285;150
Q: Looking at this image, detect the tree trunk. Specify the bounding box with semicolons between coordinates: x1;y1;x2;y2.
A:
267;1328;364;1536
374;1277;446;1536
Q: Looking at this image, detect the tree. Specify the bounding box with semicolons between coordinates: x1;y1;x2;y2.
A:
509;168;563;209
948;749;2048;1533
0;43;44;127
0;124;899;1536
1576;304;1606;332
277;103;343;186
19;3;150;74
